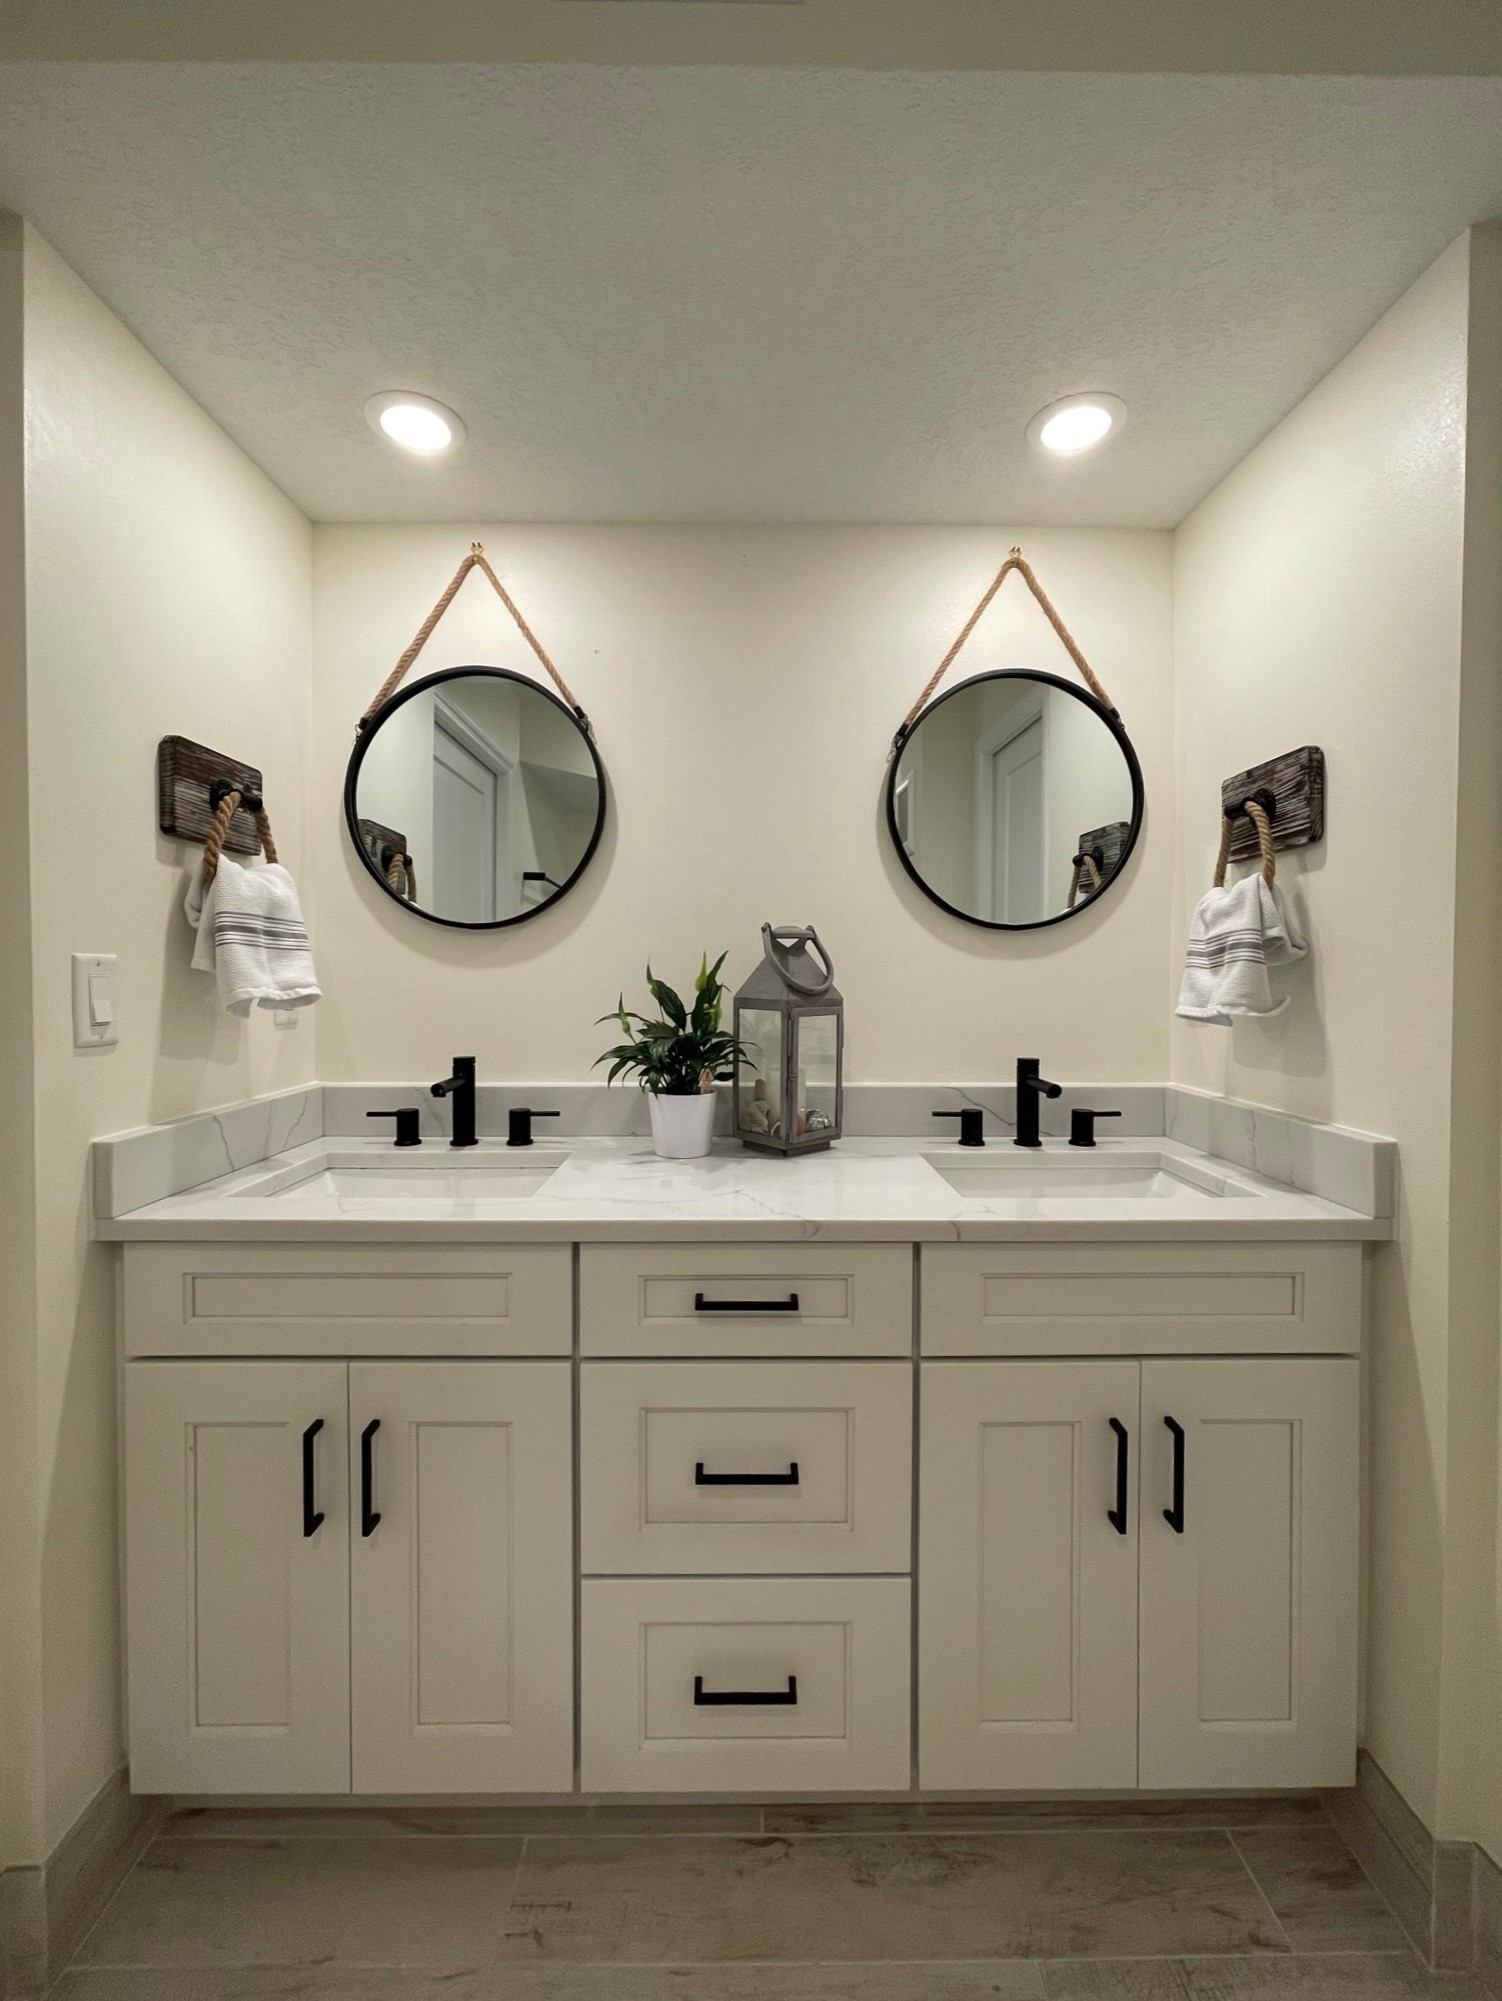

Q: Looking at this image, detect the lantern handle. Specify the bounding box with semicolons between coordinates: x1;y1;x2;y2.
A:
761;923;836;997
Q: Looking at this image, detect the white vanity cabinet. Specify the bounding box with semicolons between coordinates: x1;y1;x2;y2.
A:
117;1226;1367;1802
122;1247;574;1797
917;1243;1362;1793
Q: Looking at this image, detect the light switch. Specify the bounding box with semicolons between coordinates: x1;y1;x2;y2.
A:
72;954;119;1048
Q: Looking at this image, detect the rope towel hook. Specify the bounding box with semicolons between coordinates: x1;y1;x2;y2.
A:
385;849;419;903
894;546;1117;755
1214;791;1278;889
203;783;278;887
360;543;585;729
1067;848;1104;911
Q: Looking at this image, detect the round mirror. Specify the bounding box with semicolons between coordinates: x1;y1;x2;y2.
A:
887;670;1142;931
345;665;606;929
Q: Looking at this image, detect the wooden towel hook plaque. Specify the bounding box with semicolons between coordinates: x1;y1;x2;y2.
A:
1220;745;1325;865
157;736;267;859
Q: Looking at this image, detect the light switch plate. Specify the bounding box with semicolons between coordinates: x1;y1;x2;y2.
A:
72;953;119;1048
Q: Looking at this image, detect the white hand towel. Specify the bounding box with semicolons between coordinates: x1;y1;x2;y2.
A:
1176;871;1307;1024
185;855;322;1016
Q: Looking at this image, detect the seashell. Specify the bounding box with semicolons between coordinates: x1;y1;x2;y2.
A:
741;1102;772;1133
806;1109;833;1132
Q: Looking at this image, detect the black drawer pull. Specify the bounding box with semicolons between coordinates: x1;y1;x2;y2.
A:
360;1419;381;1537
693;1292;800;1313
301;1419;325;1538
693;1674;798;1706
1107;1417;1128;1536
695;1461;800;1486
1164;1415;1186;1534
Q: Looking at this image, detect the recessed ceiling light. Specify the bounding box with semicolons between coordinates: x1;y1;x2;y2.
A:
1027;392;1127;456
365;391;466;454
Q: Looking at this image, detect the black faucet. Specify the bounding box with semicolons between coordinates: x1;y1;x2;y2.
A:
1014;1057;1062;1149
431;1056;478;1149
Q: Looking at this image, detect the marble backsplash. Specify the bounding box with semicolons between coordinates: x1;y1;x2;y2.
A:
92;1079;1395;1223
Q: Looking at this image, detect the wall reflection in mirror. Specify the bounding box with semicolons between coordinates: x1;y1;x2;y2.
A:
345;666;606;929
888;671;1142;930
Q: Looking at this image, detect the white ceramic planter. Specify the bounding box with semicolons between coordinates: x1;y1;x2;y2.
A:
648;1090;717;1160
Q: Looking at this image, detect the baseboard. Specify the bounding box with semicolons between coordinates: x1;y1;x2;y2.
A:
0;1769;165;1998
1478;1844;1502;2001
0;1867;46;2001
1324;1749;1476;1972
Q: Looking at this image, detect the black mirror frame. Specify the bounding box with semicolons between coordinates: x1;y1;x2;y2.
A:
885;668;1144;933
344;663;607;932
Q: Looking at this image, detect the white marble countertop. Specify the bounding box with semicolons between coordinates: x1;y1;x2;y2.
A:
94;1133;1389;1244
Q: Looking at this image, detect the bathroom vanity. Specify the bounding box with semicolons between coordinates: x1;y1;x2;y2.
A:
98;1122;1383;1804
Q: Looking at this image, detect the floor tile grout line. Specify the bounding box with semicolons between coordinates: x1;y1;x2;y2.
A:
1226;1829;1299;1956
50;1947;1430;1974
150;1818;1339;1842
495;1837;529;1954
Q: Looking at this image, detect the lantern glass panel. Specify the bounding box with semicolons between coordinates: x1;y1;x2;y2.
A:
793;1011;839;1139
739;1006;785;1141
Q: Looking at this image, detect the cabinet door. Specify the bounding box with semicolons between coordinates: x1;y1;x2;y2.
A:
350;1362;573;1793
1139;1358;1358;1789
125;1361;350;1794
919;1360;1139;1789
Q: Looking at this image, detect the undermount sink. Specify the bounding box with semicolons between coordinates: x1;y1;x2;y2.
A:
924;1148;1257;1202
232;1149;569;1203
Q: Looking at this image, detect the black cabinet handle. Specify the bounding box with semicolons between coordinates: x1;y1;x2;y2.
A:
301;1419;325;1537
693;1293;800;1313
360;1419;381;1537
1164;1416;1186;1533
695;1461;800;1486
693;1674;798;1706
1107;1418;1128;1536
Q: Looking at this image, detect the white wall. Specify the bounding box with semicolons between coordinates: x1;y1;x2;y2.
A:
1172;230;1488;1840
1436;226;1502;1870
17;224;314;1853
313;525;1173;1083
0;213;42;1878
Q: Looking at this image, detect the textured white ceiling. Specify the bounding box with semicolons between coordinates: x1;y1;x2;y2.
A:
7;0;1502;74
2;63;1501;526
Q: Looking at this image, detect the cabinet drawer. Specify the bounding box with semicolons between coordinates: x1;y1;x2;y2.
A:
580;1244;912;1356
581;1576;910;1792
921;1243;1361;1356
124;1243;572;1357
580;1361;912;1574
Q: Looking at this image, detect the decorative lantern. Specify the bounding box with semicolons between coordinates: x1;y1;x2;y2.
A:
733;925;843;1154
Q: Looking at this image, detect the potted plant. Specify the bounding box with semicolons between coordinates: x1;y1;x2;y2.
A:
596;953;751;1160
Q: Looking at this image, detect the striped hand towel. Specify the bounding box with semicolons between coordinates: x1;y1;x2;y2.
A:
185;854;322;1016
1176;871;1306;1024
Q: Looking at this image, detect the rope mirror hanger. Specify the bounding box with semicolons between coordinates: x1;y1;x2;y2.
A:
892;545;1119;755
344;542;606;933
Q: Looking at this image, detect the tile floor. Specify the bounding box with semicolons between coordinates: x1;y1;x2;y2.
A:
51;1797;1483;2000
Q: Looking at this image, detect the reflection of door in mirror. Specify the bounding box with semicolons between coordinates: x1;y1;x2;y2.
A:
431;699;512;924
978;707;1046;925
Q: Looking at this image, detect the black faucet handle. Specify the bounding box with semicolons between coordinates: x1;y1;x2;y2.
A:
1069;1108;1122;1149
932;1109;985;1148
507;1108;561;1148
367;1108;422;1148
